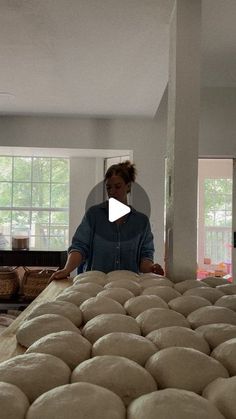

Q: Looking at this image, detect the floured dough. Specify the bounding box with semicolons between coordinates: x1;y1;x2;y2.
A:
215;295;236;311
97;288;134;305
71;282;104;296
140;277;174;289
168;295;211;316
202;376;236;419
0;353;70;402
124;295;168;317
187;306;236;329
145;347;229;394
105;279;141;296
26;300;82;326
82;313;140;344
183;287;224;303
196;323;236;349
55;289;91;306
80;296;125;322
211;338;236;375
25;382;125;419
201;276;229;288
0;381;29;419
127;388;225;419
71;355;157;406
174;279;209;294
136;308;190;335
142;286;181;302
26;331;91;370
16;314;80;348
92;332;157;365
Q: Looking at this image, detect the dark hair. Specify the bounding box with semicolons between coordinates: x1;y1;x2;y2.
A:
104;160;137;184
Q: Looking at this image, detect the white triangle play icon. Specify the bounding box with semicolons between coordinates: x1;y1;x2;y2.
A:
108;198;131;222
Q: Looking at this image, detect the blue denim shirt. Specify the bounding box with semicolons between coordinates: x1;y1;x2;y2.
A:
68;201;154;274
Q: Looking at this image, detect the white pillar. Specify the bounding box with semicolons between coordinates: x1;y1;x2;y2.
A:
165;0;201;282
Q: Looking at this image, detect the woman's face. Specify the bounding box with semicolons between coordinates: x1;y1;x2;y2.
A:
105;175;130;204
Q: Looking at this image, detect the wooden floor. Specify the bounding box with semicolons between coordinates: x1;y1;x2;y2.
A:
0;279;71;363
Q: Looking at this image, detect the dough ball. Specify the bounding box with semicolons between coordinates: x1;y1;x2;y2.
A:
71;282;104;296
56;289;91;306
146;326;210;354
211;338;236;376
26;331;91;370
71;355;157;406
16;314;80;348
127;388;225;419
168;295;211;316
202;376;236;419
26;300;82;326
142;286;181;302
92;332;157;365
73;270;106;281
73;274;107;286
80;296;125;322
174;279;209;294
107;270;139;281
216;284;236;295
105;279;141;296
0;353;70;402
145;347;229;394
124;295;168;317
201;276;229;288
82;313;141;344
184;287;224;303
26;382;125;419
136;308;190;336
187;306;236;329
140;278;174;289
215;295;236;311
196;323;236;349
0;381;29;419
97;288;134;305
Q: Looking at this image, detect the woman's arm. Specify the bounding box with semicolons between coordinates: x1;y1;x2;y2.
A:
50;251;83;280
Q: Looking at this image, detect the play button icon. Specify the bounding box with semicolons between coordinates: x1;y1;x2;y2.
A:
108;198;131;222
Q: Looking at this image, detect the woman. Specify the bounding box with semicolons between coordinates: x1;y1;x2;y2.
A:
51;161;164;279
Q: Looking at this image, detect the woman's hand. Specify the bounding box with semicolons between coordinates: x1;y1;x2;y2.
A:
50;269;70;281
151;263;164;276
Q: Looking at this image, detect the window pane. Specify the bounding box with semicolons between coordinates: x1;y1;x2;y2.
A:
0;183;12;206
0;210;11;236
51;158;69;182
13;183;31;206
51;184;69;207
13;157;31;181
32;211;50;224
32;183;50;207
32;158;50;182
12;210;30;227
50;211;69;224
0;157;12;181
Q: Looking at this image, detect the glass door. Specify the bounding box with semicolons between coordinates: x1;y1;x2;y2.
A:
197;159;233;282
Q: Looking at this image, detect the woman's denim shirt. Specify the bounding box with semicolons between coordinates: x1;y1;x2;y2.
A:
68;201;154;273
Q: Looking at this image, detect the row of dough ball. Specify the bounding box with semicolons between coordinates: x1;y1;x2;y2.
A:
1;269;236;418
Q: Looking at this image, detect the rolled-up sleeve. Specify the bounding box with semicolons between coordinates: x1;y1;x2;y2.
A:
68;212;92;259
140;220;155;261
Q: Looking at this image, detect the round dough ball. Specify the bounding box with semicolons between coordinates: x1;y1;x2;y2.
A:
196;323;236;349
202;376;236;419
145;347;229;394
124;295;168;317
142;286;181;302
168;295;211;316
140;278;174;289
211;338;236;375
201;276;229;288
105;279;141;296
80;296;125;322
71;282;104;296
16;314;80;348
187;306;236;329
73;274;107;286
82;313;140;344
92;332;157;365
146;326;210;354
55;290;91;306
174;279;209;294
26;331;91;370
216;284;236;295
26;382;126;419
26;301;82;326
127;388;225;419
215;295;236;311
0;381;29;419
97;288;134;305
0;353;70;403
136;308;190;336
73;270;106;282
71;355;157;406
107;270;139;281
184;287;224;303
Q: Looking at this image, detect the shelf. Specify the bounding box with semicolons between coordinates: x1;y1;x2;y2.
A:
0;249;67;269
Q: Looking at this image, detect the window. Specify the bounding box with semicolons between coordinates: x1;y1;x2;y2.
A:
0;156;69;250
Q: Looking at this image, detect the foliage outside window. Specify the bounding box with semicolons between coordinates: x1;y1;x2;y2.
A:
0;156;69;250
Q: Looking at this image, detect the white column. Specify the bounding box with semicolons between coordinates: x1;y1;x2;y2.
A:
165;0;201;282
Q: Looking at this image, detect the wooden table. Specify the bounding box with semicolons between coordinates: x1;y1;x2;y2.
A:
0;279;72;363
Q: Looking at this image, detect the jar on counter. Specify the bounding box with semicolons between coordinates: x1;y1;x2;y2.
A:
11;227;30;250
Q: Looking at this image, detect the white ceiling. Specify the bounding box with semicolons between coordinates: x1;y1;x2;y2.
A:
0;0;235;118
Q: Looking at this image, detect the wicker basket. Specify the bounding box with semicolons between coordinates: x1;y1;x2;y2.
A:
0;267;20;299
21;267;57;301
